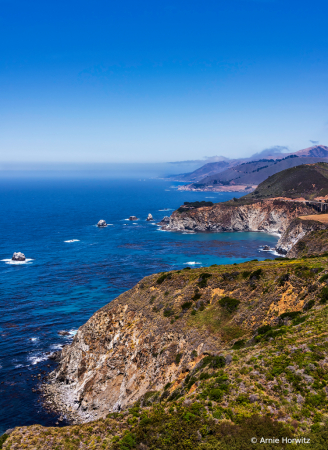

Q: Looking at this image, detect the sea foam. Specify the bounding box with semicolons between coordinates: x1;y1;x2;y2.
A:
1;258;34;265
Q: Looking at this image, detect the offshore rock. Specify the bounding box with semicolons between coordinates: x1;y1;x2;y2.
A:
146;213;154;221
157;216;170;225
12;252;26;261
129;216;138;221
97;220;107;228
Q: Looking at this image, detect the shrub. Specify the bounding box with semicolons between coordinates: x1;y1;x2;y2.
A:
0;434;8;450
175;353;182;365
250;268;263;280
279;311;301;320
192;290;202;301
181;301;192;310
191;350;198;359
319;287;328;303
292;316;306;326
278;273;290;286
118;432;136;450
242;271;252;278
157;273;172;284
232;339;245;350
164;382;172;390
208;388;224;401
197;272;212;288
218;296;240;313
257;324;272;335
304;299;315;311
319;273;328;283
163;308;173;317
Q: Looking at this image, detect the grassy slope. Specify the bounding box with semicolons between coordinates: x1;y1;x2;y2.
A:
4;256;328;449
244;163;328;200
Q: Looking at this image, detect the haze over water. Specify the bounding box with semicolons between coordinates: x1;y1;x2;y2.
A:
0;177;278;433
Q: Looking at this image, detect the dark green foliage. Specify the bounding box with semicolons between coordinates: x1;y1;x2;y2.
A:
249;268;263;280
181;301;192;309
304;299;315;311
197;272;212;288
164;382;172;390
218;296;240;313
0;434;8;449
208;388;224;401
157;273;172;284
201;355;226;369
199;372;211;380
319;273;328;283
192;289;202;301
175;353;182;365
279;311;301;320
257;324;272;335
191;350;198;359
278;272;290;286
242;270;252;278
235;394;249;405
319;286;328;303
163;308;174;317
232;339;245;350
183;267;191;270
292;316;307;325
118;432;136;450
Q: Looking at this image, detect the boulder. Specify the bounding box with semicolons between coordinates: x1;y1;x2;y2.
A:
157;216;170;225
48;350;62;362
262;245;270;251
146;213;154;221
249;394;259;403
58;330;70;336
129;216;138;221
97;220;107;227
12;252;26;261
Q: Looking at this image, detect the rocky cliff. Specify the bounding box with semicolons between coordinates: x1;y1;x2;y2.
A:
44;257;324;425
162;199;314;234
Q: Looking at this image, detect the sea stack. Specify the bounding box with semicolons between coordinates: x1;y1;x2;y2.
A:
129;216;138;221
97;220;107;227
12;252;26;261
146;213;154;221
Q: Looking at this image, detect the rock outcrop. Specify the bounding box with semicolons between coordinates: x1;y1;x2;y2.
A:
146;213;154;221
129;216;138;221
97;220;107;228
12;252;26;261
162;199;314;234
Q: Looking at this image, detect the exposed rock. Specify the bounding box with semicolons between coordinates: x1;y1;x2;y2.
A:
157;216;170;225
296;394;304;404
12;252;26;261
249;394;259;403
146;214;154;221
129;216;138;221
262;245;271;251
97;220;107;228
48;351;62;362
58;330;70;336
162;199;314;235
225;354;233;365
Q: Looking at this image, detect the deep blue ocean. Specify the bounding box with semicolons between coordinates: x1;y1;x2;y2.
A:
0;178;278;433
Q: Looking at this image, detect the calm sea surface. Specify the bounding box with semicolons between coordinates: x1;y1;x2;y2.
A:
0;178;278;433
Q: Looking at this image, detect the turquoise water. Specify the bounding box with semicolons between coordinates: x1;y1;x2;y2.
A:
0;178;278;432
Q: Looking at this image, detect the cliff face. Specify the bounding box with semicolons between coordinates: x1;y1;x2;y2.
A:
162;200;315;234
44;259;323;425
276;218;327;256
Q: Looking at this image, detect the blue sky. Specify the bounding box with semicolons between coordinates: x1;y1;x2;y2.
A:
0;0;328;165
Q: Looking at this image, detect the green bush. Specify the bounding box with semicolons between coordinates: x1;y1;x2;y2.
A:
279;311;301;320
232;339;245;350
242;271;252;278
0;434;8;450
175;353;182;365
257;324;272;335
249;268;263;280
319;287;328;303
278;273;290;286
181;301;192;309
319;273;328;283
218;296;240;313
157;273;172;284
118;432;136;450
163;308;174;317
197;272;212;288
304;299;315;311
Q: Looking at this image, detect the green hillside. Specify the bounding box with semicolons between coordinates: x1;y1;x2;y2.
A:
245;162;328;200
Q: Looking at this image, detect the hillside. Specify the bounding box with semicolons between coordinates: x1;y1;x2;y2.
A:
3;257;328;449
183;157;328;191
245;162;328;200
171;145;328;188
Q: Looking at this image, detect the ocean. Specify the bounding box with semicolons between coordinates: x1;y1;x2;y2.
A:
0;177;278;433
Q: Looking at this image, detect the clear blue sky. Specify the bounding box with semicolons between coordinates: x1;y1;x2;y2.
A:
1;0;328;164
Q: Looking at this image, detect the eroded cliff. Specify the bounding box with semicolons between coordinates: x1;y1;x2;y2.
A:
44;257;325;425
161;199;314;234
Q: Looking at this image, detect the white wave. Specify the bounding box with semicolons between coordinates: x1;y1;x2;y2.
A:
133;223;138;225
15;364;24;368
1;258;34;265
27;354;48;365
50;344;64;350
68;329;78;336
64;239;80;243
29;337;39;342
158;208;174;211
150;223;156;225
184;261;202;265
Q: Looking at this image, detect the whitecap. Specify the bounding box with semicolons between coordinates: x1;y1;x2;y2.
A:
27;354;48;365
15;364;24;368
184;261;201;265
133;223;138;225
50;344;64;350
68;329;78;336
158;208;174;211
64;239;80;243
150;223;156;225
29;337;39;342
1;258;34;265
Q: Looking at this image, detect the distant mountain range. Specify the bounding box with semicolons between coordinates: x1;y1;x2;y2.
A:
172;145;328;190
